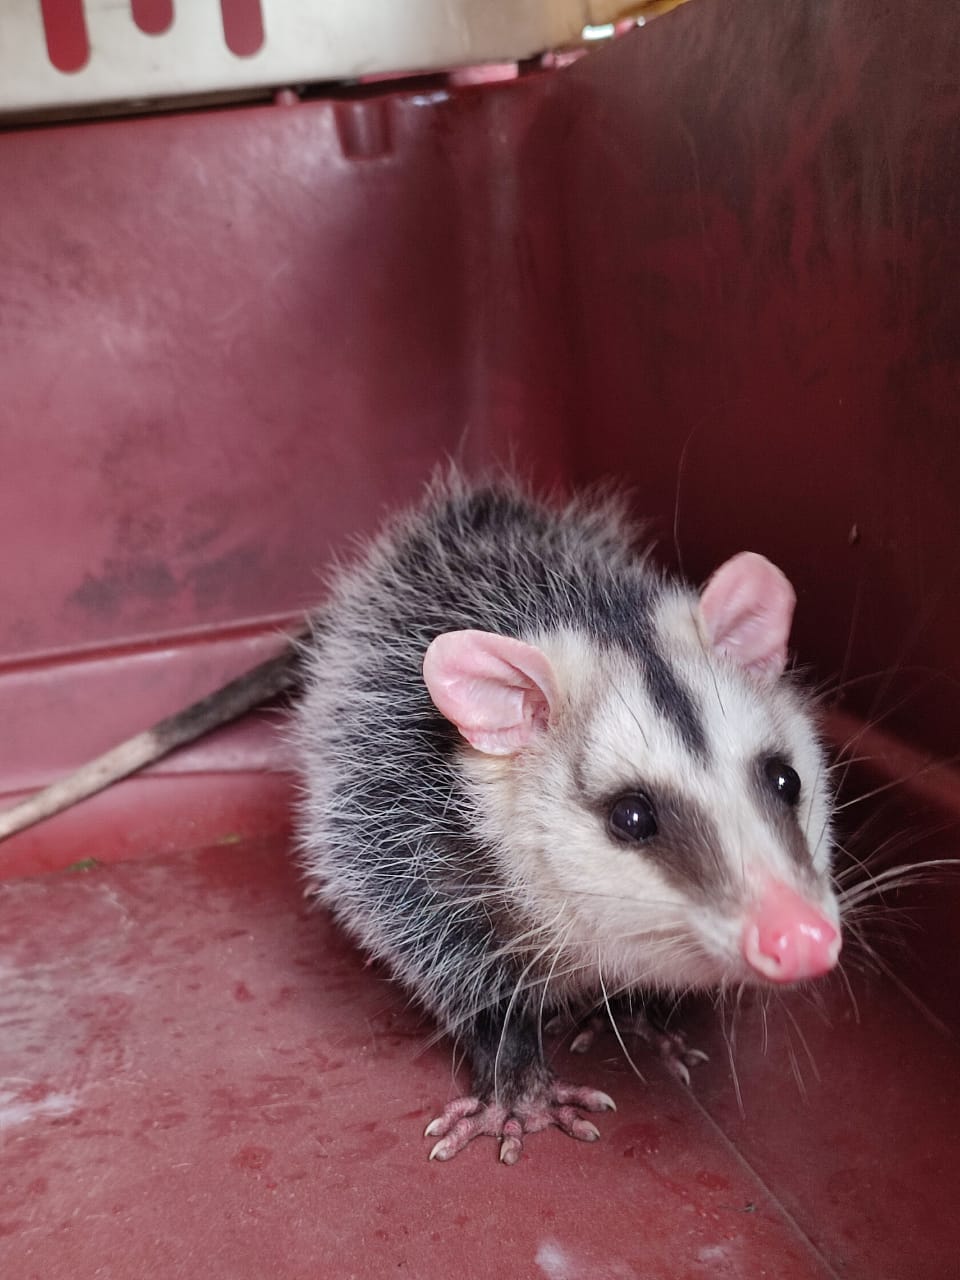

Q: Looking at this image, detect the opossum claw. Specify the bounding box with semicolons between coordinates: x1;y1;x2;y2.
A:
569;1016;606;1054
424;1095;481;1137
550;1083;616;1112
544;1012;606;1055
629;1014;709;1087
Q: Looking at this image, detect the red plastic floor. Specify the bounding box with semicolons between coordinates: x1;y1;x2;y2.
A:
2;829;958;1280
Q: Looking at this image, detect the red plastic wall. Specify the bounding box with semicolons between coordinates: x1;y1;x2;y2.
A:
559;0;960;768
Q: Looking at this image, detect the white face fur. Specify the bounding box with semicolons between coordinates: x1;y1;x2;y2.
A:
424;567;840;1002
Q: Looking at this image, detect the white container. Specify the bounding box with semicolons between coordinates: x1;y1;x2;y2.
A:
0;0;686;118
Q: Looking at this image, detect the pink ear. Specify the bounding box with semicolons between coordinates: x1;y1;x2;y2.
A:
699;552;796;679
422;630;558;756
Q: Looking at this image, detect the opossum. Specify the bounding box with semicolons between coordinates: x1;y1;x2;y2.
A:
0;473;841;1164
292;473;841;1162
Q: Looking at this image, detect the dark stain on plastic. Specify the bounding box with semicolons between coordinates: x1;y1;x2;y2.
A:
69;557;178;617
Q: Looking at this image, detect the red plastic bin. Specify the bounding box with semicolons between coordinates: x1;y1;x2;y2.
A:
1;2;958;1277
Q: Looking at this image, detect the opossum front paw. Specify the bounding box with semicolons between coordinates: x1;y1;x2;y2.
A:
546;1009;708;1085
424;1081;616;1165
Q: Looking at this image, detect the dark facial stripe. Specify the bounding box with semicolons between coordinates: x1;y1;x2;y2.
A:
636;641;708;760
591;784;732;903
750;756;814;875
578;579;708;760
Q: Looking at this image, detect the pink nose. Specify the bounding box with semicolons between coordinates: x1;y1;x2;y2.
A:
741;880;840;983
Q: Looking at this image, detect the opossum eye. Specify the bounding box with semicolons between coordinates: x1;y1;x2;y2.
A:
608;793;658;843
764;758;801;806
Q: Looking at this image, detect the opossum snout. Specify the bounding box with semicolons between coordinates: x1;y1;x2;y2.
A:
741;879;841;983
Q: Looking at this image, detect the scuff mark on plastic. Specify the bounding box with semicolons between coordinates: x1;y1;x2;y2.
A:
536;1240;576;1280
0;1089;78;1131
536;1238;639;1280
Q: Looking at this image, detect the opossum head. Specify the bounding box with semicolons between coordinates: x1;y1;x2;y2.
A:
423;552;840;998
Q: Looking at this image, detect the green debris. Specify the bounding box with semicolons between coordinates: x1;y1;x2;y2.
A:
65;857;100;873
217;832;244;846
